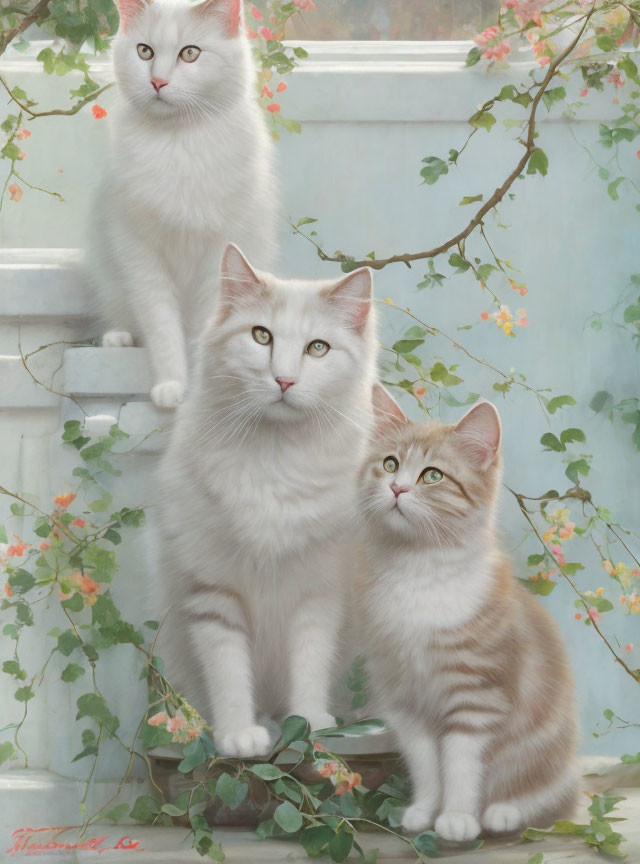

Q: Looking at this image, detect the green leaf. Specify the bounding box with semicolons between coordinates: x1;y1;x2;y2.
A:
560;428;586;445
519;577;557;596
413;830;440;857
623;304;640;323
477;263;496;282
103;803;130;823
62;420;84;441
590;391;614;413
469;111;496;132
0;525;6;543
15;685;34;702
82;544;117;582
2;659;24;678
215;773;248;810
527;554;545;567
130;795;161;823
278;715;310;748
300;826;334;856
540;433;565;452
248;763;285;780
0;741;17;766
61;593;84;612
293;46;308;59
76;693;119;736
565;459;590;484
465;46;483;66
8;570;35;595
329;825;354;862
430;362;463;387
103;528;122;545
596;34;617;52
295;216;318;227
448;252;470;273
178;732;215;773
542;86;566;111
608;177;624;201
527;148;549;177
527;854;544;864
273;801;303;833
459;194;483;206
420;156;449;186
314;718;387;738
392;339;424;355
61;663;85;683
57;629;81;656
561;563;584;576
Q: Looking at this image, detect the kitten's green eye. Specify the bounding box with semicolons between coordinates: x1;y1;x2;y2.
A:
180;45;201;63
307;340;330;358
252;326;272;346
383;456;398;474
420;467;443;485
137;43;154;60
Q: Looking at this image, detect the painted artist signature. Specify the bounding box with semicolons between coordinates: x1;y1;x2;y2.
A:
6;826;143;856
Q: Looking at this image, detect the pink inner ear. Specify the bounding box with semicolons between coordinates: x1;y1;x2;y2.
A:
372;383;408;435
117;0;147;31
453;402;501;470
194;0;242;36
325;268;372;334
218;244;263;311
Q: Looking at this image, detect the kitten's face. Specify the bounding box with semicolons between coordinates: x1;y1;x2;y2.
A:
113;0;245;121
200;246;375;433
360;388;501;546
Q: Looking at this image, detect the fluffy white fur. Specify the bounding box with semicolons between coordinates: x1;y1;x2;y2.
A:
89;0;275;408
154;246;377;756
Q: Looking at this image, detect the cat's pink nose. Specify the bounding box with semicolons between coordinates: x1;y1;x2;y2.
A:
276;377;295;392
151;77;169;93
391;483;409;498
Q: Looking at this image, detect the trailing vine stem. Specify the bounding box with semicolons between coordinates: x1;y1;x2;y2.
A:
290;9;596;272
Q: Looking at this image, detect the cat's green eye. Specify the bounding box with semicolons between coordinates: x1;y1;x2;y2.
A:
180;45;201;63
383;456;398;474
252;326;272;346
307;339;330;358
420;467;443;485
137;43;154;61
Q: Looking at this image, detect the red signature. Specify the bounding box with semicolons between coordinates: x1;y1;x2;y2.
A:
6;826;143;856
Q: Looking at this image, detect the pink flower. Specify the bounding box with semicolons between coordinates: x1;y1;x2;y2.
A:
259;27;274;39
574;612;582;620
588;607;602;623
558;522;575;540
8;183;22;202
474;25;500;46
276;81;287;93
625;643;633;653
91;104;107;119
510;280;527;296
39;541;50;551
16;128;31;140
335;772;362;794
246;28;257;38
249;4;262;20
293;0;316;8
4;582;13;598
580;87;589;97
71;518;86;528
483;41;511;62
266;102;281;113
148;711;168;726
317;760;339;778
167;715;185;733
551;544;566;567
261;85;273;98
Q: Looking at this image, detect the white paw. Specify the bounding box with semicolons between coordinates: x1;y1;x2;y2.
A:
150;379;185;409
435;811;481;842
482;802;522;834
103;330;134;347
217;724;271;758
402;803;436;834
306;711;337;733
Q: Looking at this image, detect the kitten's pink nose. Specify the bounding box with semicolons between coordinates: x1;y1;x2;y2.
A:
151;77;169;93
391;483;409;498
276;377;295;392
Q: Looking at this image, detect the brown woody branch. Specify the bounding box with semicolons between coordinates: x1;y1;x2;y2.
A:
0;0;51;55
293;11;595;273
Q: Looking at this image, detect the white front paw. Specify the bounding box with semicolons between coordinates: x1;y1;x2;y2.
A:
482;803;522;834
217;724;271;758
151;379;185;409
435;811;481;842
402;803;436;834
103;330;134;347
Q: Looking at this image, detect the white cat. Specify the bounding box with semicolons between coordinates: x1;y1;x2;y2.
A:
154;245;377;756
89;0;275;408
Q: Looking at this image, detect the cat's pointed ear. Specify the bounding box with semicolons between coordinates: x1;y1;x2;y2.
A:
193;0;242;36
372;383;408;436
218;244;266;315
453;401;501;470
323;268;372;334
116;0;148;31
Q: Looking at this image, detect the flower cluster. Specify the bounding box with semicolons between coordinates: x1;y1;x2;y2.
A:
59;571;100;606
147;707;205;744
542;507;577;568
481;304;528;336
602;560;640;613
474;25;511;62
313;743;362;795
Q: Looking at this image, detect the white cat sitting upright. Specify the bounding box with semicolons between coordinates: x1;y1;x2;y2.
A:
89;0;275;408
155;245;377;756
